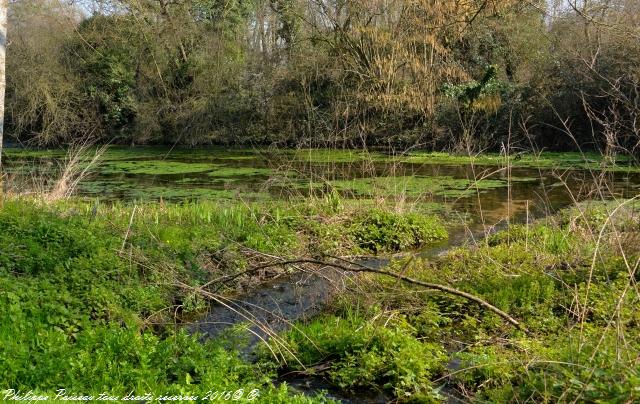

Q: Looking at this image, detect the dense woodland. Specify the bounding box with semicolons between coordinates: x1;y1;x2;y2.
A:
5;0;640;153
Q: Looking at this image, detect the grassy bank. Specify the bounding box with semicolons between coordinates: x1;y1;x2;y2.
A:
270;201;640;402
1;190;639;402
0;197;446;400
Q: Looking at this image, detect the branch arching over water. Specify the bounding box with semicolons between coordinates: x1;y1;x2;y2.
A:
208;258;529;333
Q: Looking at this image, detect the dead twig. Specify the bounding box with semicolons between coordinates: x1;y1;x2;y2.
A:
120;204;137;254
205;257;529;333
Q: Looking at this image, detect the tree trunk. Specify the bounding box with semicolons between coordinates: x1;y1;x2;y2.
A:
0;0;6;204
0;0;6;170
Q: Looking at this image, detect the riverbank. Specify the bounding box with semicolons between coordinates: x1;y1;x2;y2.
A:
0;197;445;401
269;200;640;402
1;194;638;402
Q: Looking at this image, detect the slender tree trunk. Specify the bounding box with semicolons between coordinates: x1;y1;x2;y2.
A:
0;0;7;205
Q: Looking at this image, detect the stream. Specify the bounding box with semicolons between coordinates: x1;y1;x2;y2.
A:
185;202;608;403
187;219;506;403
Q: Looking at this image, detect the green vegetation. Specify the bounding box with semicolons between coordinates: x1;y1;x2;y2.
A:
99;161;218;175
267;201;640;402
403;151;640;173
0;196;447;399
289;149;388;163
206;166;279;177
329;176;510;199
8;1;640;160
2;181;639;402
2;146;547;204
349;209;447;253
0;199;304;399
3;0;640;400
275;310;447;401
76;181;272;202
17;146;632;206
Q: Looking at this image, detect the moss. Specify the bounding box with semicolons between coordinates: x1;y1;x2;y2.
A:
206;166;279;177
99;160;218;175
127;186;271;201
288;148;388;163
6;146;640;173
329;175;511;199
404;151;640;172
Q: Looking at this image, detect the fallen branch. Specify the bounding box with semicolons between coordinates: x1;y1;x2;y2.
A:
213;258;529;333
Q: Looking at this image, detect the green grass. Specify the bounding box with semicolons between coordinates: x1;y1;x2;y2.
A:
266;202;640;402
0;199;311;400
0;197;449;400
0;198;319;399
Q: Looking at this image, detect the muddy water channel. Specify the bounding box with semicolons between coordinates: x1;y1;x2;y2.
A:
6;148;640;402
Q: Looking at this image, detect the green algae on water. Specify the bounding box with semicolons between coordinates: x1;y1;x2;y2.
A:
207;166;279;177
327;175;511;199
99;160;218;175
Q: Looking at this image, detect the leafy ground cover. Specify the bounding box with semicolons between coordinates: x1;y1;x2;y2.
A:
0;197;446;400
269;201;640;402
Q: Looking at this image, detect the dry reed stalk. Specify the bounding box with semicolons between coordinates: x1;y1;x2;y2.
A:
47;142;107;201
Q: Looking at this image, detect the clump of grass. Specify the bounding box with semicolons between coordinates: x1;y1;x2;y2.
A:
47;143;107;201
269;307;447;401
2;143;105;201
349;208;447;253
